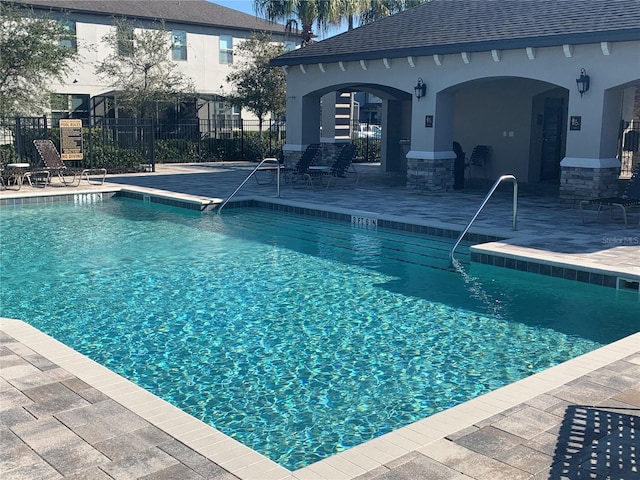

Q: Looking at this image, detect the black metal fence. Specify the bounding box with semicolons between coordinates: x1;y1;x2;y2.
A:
0;116;288;172
0;116;49;166
350;121;381;162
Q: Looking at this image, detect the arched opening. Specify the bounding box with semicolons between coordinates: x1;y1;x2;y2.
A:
441;77;569;188
283;83;412;174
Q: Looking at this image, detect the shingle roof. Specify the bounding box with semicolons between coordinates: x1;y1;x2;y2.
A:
8;0;287;34
271;0;640;66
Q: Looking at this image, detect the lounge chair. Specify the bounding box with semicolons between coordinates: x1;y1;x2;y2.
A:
33;139;106;186
468;145;491;167
288;143;321;186
579;162;640;228
323;143;359;189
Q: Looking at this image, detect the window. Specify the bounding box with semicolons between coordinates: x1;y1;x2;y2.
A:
50;94;90;126
117;23;134;56
58;19;77;51
219;35;233;64
171;30;187;61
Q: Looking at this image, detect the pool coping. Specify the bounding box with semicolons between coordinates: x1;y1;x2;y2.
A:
2;317;639;480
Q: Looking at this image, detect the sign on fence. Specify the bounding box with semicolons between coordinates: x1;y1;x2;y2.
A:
59;119;83;160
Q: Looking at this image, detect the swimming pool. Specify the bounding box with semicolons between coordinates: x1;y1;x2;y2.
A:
1;198;638;470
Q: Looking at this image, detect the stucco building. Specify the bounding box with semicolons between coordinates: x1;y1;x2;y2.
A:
271;0;640;202
11;0;292;125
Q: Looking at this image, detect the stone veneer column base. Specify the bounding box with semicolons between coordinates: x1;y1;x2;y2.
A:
559;158;620;205
406;153;455;192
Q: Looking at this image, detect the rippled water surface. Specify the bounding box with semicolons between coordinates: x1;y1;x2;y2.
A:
1;198;638;469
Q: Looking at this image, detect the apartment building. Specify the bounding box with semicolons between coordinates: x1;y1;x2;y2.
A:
11;0;293;125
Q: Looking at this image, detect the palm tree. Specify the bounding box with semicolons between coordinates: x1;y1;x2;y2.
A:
254;0;342;46
254;1;429;44
338;0;370;30
359;0;428;25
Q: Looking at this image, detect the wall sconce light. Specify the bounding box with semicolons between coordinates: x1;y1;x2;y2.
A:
414;78;426;100
576;68;590;97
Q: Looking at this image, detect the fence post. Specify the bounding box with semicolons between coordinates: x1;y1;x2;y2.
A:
88;118;93;169
150;118;156;172
240;118;244;160
15;116;23;162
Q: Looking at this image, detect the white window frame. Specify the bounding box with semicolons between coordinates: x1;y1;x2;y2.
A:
219;35;233;64
171;30;187;61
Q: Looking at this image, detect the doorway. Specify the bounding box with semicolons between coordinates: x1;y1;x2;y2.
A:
540;98;565;181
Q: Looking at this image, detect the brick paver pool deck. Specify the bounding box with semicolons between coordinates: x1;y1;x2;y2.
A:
1;162;639;479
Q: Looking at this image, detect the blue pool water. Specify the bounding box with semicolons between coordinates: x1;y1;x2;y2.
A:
1;198;638;469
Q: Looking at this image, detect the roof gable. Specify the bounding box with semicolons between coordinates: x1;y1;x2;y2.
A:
10;0;287;34
272;0;640;66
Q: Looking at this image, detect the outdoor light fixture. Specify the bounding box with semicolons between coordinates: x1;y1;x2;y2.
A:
576;68;590;97
414;78;426;100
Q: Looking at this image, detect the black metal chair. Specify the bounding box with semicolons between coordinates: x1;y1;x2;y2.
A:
468;145;491;167
33;139;106;186
288;143;321;186
580;162;640;228
322;143;358;189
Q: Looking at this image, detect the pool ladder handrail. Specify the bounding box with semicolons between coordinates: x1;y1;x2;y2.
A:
449;174;518;265
218;157;281;214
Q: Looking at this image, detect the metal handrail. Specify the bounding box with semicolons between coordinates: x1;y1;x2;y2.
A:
218;157;281;213
449;174;518;265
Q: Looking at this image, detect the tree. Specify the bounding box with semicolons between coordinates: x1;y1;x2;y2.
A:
254;0;342;46
338;0;370;30
95;18;194;119
226;33;287;136
0;3;78;116
253;1;429;45
359;0;429;25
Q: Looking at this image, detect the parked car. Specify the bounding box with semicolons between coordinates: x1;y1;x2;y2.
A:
355;124;381;139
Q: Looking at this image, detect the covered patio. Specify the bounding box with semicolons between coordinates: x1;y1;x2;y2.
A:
271;0;640;202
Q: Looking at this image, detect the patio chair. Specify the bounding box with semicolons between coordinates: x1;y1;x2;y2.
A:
33;139;106;187
288;143;321;186
323;143;359;189
579;162;640;228
0;157;49;191
468;145;491;167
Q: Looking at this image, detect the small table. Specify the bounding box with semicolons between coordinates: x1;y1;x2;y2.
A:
4;163;31;190
306;165;331;187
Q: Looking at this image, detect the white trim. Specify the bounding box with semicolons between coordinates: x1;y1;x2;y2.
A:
407;150;456;160
338;61;346;71
360;59;368;70
526;47;536;60
491;49;501;62
433;54;442;66
461;52;470;64
299;64;307;74
563;44;573;58
318;63;325;73
407;56;416;68
600;42;611;56
560;157;620;168
383;58;391;69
